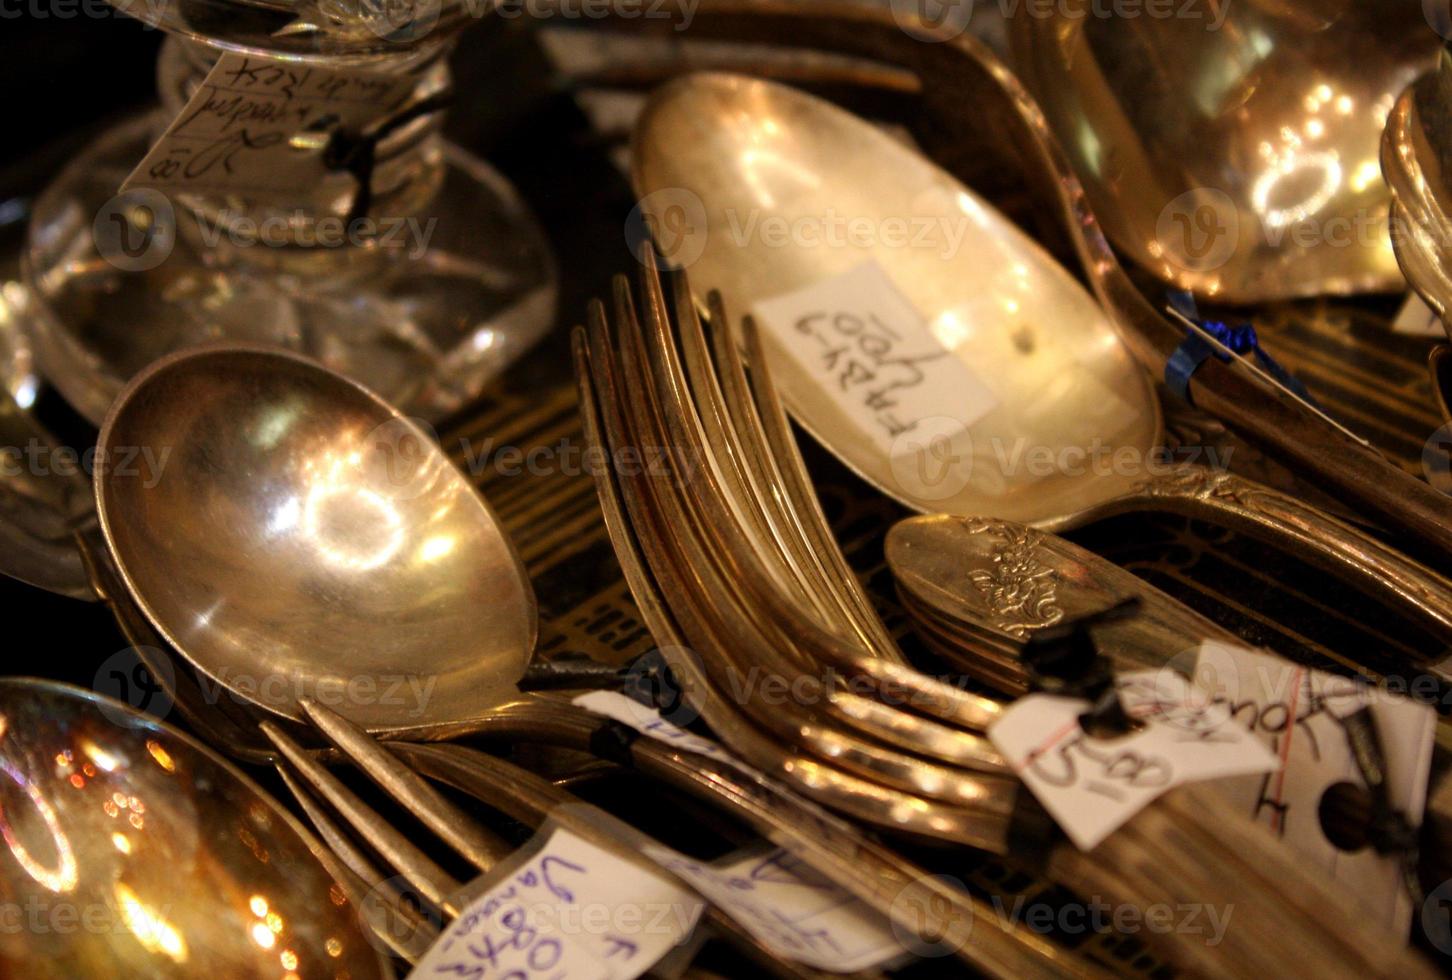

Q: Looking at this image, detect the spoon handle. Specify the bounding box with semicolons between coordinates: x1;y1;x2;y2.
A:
1093;465;1452;652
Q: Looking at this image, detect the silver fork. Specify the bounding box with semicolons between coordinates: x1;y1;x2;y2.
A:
261;698;889;980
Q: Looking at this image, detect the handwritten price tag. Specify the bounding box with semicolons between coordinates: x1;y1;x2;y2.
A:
751;261;999;454
989;671;1278;851
122;53;415;205
642;845;905;973
1192;641;1435;934
408;828;704;980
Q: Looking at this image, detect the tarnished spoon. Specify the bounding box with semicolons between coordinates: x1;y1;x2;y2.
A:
95;345;536;733
0;678;389;979
631;72;1452;650
1011;0;1436;302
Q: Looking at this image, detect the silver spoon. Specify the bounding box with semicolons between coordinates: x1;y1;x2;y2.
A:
630;71;1452;649
0;677;390;979
1010;0;1436;303
93;344;536;733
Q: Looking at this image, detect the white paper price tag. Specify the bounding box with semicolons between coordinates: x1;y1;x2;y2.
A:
123;53;415;204
571;690;759;776
642;845;905;973
989;671;1279;851
1392;293;1446;337
407;828;704;980
1192;641;1436;934
751;261;999;456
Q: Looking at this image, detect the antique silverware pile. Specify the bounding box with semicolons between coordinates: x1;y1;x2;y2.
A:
2;0;1452;977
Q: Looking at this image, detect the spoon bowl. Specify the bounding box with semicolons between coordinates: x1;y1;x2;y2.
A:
633;72;1161;525
632;72;1452;647
0;678;389;978
96;345;536;731
1010;0;1436;302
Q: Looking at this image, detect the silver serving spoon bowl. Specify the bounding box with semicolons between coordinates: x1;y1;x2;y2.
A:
1010;0;1437;302
631;72;1452;647
94;345;536;732
0;678;390;979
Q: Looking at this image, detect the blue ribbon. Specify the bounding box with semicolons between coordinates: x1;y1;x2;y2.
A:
1164;291;1320;410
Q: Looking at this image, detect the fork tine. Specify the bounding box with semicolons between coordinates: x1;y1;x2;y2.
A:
274;761;442;962
297;698;514;872
259;720;465;914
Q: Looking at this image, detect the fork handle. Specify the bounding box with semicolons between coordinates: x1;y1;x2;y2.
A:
1080;464;1452;651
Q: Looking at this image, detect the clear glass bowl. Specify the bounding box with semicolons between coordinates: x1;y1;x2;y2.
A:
23;109;557;424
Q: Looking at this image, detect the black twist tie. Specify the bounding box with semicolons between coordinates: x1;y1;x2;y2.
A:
1341;705;1424;906
324;89;454;225
1021;597;1143;739
588;719;643;769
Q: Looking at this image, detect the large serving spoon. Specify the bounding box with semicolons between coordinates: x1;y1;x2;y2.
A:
631;71;1452;650
0;678;390;978
93;344;536;733
1007;0;1436;303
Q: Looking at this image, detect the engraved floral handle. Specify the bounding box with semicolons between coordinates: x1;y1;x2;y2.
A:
1076;464;1452;648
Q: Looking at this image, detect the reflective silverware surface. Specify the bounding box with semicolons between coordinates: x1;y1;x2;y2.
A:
1433;345;1452;424
631;72;1452;651
1010;0;1435;302
574;259;1435;977
561;0;1452;573
0;678;389;979
266;699;898;980
95;345;537;732
1385;46;1452;341
886;515;1240;691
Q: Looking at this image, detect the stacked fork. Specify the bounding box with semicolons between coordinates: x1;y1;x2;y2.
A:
571;254;1437;978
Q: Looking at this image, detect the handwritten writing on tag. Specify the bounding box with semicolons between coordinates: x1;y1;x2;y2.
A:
571;691;758;775
642;845;905;973
989;671;1278;851
751;262;999;452
123;53;414;203
1192;641;1436;935
408;828;704;980
1392;293;1447;337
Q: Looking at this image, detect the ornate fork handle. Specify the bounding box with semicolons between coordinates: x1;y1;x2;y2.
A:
1079;464;1452;650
